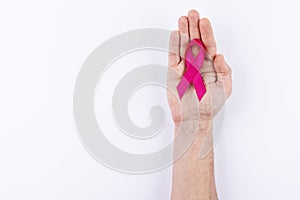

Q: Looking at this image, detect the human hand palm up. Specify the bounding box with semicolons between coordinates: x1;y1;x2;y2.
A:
167;10;232;131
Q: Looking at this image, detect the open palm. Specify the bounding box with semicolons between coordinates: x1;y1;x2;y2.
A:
167;10;232;132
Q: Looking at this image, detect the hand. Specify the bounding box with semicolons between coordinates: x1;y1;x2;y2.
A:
167;10;232;132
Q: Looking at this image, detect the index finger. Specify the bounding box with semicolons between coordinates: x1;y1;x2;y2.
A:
199;18;217;58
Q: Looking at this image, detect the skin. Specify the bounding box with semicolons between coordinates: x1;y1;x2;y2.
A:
167;10;232;200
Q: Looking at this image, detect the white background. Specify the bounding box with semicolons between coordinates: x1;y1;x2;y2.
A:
1;0;300;199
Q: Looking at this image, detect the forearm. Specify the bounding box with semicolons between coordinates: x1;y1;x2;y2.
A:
171;122;218;200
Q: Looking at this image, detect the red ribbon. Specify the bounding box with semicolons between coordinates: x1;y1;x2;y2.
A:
177;38;207;101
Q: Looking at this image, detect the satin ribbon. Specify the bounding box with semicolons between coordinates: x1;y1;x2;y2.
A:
177;38;206;101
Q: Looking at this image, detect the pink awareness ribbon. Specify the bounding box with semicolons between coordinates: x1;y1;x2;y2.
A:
177;38;207;101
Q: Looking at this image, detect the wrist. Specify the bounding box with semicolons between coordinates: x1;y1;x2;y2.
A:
174;119;212;135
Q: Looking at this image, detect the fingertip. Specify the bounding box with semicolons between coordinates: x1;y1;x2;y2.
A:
170;30;179;39
178;16;189;35
214;54;227;73
200;18;210;25
188;10;199;18
216;54;231;72
169;30;180;50
200;18;213;31
178;16;188;25
215;54;224;63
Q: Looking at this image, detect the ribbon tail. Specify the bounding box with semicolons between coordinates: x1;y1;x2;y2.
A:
177;77;190;99
193;74;206;101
